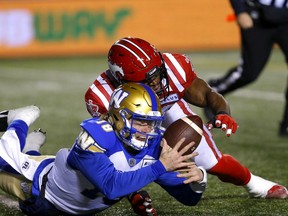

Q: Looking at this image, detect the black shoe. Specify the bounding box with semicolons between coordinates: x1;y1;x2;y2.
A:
279;123;288;137
0;110;8;132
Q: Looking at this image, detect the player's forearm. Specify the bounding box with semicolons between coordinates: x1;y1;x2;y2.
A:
207;91;231;116
101;160;167;200
67;146;166;200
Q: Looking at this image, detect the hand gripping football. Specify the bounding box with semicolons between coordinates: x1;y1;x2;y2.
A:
163;115;203;155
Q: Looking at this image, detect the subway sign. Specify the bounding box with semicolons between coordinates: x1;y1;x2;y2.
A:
35;10;130;41
0;1;239;58
0;9;131;47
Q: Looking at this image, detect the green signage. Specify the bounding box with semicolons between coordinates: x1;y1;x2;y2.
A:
35;9;131;41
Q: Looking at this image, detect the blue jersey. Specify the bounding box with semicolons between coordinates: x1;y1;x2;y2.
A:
1;118;204;215
43;118;184;214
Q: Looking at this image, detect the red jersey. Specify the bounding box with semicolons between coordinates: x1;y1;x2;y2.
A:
85;53;197;117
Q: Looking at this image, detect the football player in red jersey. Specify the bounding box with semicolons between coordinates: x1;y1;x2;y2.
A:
85;37;288;215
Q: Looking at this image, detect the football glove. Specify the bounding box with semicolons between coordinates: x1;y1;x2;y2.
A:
207;111;238;137
128;190;157;216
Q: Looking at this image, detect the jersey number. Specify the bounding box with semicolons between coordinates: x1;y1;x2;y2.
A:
96;120;113;132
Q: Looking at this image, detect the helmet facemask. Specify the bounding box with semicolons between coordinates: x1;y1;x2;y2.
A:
117;109;163;151
142;55;169;99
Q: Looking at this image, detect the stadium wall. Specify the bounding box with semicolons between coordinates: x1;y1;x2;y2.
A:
0;0;239;58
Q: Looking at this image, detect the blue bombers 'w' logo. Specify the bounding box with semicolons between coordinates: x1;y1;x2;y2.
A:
109;89;129;108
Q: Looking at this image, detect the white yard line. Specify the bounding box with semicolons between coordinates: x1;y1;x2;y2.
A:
231;89;284;102
0;67;285;102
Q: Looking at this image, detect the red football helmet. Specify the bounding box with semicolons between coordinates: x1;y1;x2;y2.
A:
108;37;169;96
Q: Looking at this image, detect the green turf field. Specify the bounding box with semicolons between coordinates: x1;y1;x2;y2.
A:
0;50;287;215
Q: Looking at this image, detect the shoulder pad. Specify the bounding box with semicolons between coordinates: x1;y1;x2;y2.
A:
80;118;117;150
163;53;197;87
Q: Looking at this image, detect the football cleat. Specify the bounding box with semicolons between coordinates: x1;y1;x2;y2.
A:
245;174;288;199
128;190;157;216
23;128;46;153
7;105;40;127
266;185;288;199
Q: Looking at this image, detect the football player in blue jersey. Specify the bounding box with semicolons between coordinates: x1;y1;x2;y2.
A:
0;82;207;216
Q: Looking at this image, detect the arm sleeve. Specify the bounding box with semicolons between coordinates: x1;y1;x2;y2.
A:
67;145;167;200
84;72;115;117
155;171;185;186
85;85;109;117
155;169;206;206
155;167;207;193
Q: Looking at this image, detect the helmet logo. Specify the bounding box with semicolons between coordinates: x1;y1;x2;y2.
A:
110;89;129;109
108;62;124;78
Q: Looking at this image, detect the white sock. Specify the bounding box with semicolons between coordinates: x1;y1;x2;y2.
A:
244;173;276;198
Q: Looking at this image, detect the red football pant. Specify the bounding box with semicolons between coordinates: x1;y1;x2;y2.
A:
208;154;251;186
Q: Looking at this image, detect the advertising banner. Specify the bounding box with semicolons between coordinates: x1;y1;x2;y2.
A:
0;0;239;58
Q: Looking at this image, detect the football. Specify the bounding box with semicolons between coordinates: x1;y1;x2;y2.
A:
163;115;203;155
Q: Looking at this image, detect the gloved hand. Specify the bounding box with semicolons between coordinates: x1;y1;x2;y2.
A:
128;190;157;216
207;111;238;137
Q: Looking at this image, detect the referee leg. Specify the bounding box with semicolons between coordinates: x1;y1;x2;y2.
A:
209;24;274;95
277;22;288;135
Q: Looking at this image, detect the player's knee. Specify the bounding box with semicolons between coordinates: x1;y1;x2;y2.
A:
164;185;203;206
